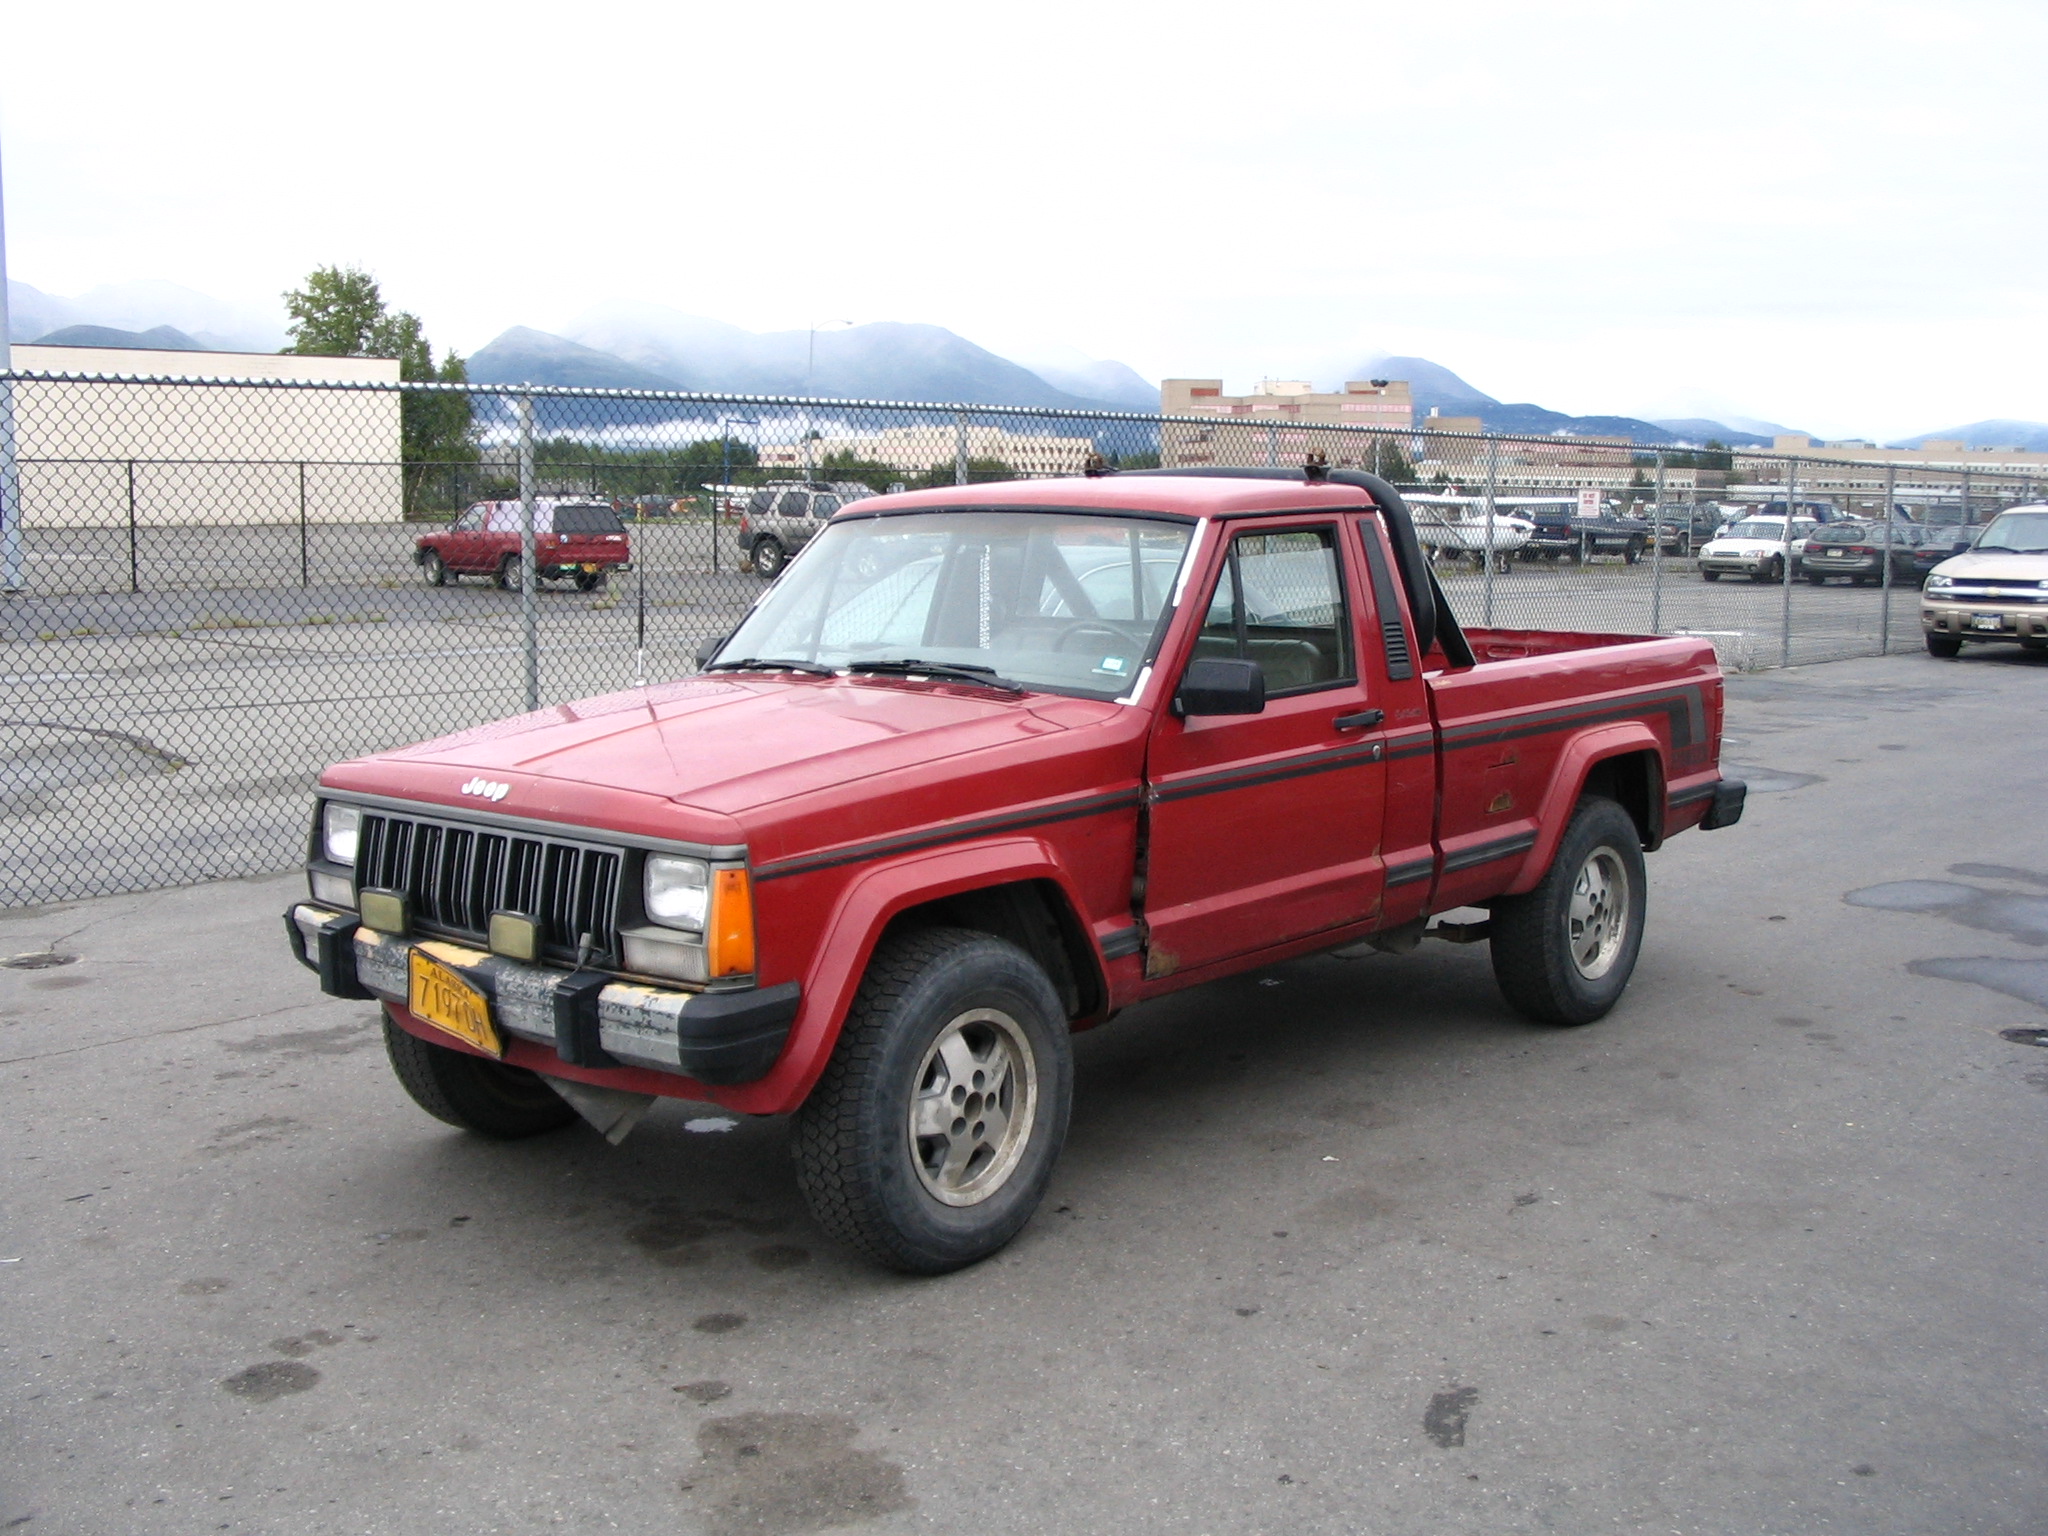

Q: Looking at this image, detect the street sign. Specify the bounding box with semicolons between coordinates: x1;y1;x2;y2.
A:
1576;488;1603;519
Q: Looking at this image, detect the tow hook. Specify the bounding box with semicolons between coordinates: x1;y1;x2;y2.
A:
1426;919;1492;944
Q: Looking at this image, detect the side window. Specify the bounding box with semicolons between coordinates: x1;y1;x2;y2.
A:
452;506;483;532
776;492;810;520
812;495;841;520
1195;528;1354;695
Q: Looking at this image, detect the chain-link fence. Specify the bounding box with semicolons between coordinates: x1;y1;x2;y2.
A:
2;370;2040;906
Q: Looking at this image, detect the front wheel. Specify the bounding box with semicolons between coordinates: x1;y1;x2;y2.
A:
1489;796;1647;1026
750;538;787;578
497;556;525;592
1926;632;1963;658
790;927;1073;1274
382;1012;577;1138
1623;540;1642;565
421;551;447;587
1701;569;1720;582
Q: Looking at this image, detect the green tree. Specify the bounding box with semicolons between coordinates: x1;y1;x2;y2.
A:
282;265;476;514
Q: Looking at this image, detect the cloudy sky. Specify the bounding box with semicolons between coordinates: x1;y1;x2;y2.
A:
4;0;2042;438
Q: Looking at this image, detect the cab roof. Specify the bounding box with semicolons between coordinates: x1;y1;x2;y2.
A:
839;474;1385;521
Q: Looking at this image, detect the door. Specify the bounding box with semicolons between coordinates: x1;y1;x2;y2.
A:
1140;522;1388;971
444;504;487;570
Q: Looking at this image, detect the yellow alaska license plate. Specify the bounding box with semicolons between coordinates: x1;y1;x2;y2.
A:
408;948;503;1058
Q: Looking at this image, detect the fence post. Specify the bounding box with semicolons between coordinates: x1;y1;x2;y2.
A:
954;412;969;486
297;461;309;589
518;394;539;711
1481;434;1499;626
1650;451;1667;634
126;460;139;594
1960;468;1970;528
0;148;20;594
1780;458;1797;669
1880;464;1896;654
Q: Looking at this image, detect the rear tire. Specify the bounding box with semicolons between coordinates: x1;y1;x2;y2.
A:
1806;572;1826;586
497;556;524;592
751;538;786;578
573;569;607;592
1926;633;1963;658
382;1012;577;1138
1490;796;1647;1026
790;927;1072;1274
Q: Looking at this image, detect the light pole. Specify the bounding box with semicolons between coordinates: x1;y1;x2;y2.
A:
804;319;852;480
0;127;23;593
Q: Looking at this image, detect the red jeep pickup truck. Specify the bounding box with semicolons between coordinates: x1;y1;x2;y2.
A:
290;467;1743;1272
414;498;631;591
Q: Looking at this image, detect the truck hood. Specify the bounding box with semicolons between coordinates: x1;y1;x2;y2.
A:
1929;550;2048;584
336;675;1091;819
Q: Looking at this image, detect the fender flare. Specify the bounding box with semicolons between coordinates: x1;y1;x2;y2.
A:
1503;724;1665;896
728;837;1095;1115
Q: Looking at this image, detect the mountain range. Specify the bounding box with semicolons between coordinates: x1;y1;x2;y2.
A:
10;278;2046;450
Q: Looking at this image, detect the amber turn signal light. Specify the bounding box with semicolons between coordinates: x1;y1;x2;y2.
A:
707;868;756;978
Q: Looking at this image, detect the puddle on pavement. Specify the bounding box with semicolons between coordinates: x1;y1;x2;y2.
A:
1845;879;2048;946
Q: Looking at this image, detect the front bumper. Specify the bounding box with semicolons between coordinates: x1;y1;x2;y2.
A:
285;904;798;1085
1699;552;1774;573
1920;598;2048;641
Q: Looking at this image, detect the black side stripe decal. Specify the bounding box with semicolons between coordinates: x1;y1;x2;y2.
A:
1152;738;1381;804
753;788;1141;882
1441;831;1538;874
1386;858;1434;887
1099;926;1142;960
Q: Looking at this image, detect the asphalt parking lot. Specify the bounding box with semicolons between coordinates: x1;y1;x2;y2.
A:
5;647;2045;1535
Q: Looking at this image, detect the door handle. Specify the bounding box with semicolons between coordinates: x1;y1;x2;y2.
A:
1333;709;1384;731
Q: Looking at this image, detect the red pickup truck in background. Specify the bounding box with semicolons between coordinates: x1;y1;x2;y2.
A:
292;467;1744;1272
414;498;631;591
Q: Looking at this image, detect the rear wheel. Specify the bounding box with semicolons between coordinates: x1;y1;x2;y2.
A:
1926;632;1963;658
573;569;607;592
751;538;787;578
497;556;525;592
1806;571;1826;586
421;551;447;587
790;927;1072;1273
1490;796;1647;1026
382;1012;577;1138
1623;539;1642;565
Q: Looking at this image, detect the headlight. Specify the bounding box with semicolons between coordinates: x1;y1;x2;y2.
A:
645;854;710;931
321;803;361;865
1926;575;1954;591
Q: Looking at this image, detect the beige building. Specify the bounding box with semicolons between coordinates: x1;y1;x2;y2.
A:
8;345;404;527
1160;377;1414;469
1736;434;2048;503
759;422;1096;478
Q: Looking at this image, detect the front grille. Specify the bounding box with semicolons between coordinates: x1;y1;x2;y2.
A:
356;810;622;962
1940;583;2048;604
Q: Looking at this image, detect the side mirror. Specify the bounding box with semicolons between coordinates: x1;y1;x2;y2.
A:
694;633;728;670
1175;657;1266;717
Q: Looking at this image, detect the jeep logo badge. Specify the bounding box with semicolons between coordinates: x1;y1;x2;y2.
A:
460;777;510;802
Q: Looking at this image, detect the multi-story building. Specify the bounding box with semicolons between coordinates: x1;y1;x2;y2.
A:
759;422;1096;478
1160;377;1413;470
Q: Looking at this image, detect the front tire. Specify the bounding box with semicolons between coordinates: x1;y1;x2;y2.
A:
497;556;525;592
1701;569;1720;582
1926;632;1963;658
750;538;787;578
382;1012;577;1138
421;551;447;587
1489;796;1647;1026
790;927;1073;1274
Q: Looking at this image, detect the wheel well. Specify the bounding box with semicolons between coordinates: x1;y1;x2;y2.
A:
881;879;1104;1022
1581;750;1661;849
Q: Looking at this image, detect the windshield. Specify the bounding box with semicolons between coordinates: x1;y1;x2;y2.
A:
1972;510;2048;554
1725;519;1785;540
712;510;1196;699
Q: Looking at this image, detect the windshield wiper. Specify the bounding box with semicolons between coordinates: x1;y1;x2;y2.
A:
844;658;1025;693
704;657;837;677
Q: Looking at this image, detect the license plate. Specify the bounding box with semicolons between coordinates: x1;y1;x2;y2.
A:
1826;550;1844;558
408;949;502;1057
1971;614;2004;631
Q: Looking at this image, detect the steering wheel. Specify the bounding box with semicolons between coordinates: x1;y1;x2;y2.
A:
1054;622;1131;654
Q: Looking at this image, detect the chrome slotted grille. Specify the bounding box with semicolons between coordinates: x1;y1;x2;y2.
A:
357;810;621;962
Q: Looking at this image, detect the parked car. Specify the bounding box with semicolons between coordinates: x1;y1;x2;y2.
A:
1921;506;2048;657
735;481;879;576
1797;521;1913;584
416;499;631;591
288;466;1745;1273
1697;514;1819;582
1901;523;1976;586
